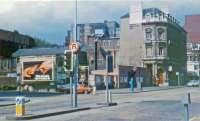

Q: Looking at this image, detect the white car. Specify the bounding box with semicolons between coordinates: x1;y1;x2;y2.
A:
187;80;200;87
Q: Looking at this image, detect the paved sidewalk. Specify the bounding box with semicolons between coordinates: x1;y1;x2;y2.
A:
0;86;182;107
96;86;183;95
0;97;30;107
0;86;184;120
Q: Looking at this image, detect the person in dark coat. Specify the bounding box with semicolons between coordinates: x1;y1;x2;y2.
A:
129;68;136;93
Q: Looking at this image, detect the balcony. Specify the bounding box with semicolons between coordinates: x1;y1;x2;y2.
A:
143;55;169;61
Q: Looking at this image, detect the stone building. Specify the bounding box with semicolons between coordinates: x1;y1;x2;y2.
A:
186;43;200;77
66;20;120;46
184;15;200;78
119;7;187;86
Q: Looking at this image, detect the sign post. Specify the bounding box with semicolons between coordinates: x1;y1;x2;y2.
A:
106;55;113;104
69;42;80;108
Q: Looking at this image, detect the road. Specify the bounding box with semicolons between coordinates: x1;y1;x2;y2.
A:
1;87;200;121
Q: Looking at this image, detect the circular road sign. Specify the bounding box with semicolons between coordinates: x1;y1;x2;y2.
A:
69;42;80;53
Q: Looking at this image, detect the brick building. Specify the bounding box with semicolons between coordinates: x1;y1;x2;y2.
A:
184;15;200;43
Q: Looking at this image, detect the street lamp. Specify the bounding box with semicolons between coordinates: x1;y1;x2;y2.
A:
176;72;180;86
167;65;172;86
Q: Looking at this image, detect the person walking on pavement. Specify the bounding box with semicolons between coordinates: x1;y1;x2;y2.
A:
129;67;136;93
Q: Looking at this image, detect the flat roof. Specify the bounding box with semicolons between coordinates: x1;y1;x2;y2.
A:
12;47;68;57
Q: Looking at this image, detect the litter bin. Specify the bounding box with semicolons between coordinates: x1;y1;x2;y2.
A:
16;96;25;117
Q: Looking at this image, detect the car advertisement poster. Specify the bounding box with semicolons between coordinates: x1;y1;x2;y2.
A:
22;60;53;81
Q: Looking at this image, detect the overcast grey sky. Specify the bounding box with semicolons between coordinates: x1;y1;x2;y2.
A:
0;0;199;45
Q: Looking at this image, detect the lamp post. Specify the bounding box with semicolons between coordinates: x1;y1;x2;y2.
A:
94;38;98;70
167;65;172;85
72;0;78;108
176;72;180;86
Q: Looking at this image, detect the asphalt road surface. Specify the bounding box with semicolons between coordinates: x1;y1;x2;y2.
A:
1;87;200;121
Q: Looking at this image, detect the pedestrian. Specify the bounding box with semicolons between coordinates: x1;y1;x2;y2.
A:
130;68;136;93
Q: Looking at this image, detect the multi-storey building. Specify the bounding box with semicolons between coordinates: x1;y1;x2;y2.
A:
66;20;120;46
119;6;187;86
86;36;119;70
184;15;200;78
184;15;200;43
66;21;120;88
187;43;200;77
0;29;35;71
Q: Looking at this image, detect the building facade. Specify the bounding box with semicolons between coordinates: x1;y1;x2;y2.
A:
119;7;187;86
184;15;200;43
187;43;200;77
66;20;120;46
0;29;35;72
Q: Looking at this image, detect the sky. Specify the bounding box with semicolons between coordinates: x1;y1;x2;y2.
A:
0;0;200;45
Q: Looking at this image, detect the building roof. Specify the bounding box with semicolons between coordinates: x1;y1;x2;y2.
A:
12;47;67;57
120;13;129;19
120;8;165;19
12;45;87;57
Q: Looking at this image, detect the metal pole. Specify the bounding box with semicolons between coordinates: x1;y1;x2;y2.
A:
178;74;180;86
94;40;98;70
70;52;74;107
105;74;109;104
72;0;78;108
70;75;73;107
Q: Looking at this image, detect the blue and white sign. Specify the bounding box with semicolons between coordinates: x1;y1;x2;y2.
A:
16;97;25;105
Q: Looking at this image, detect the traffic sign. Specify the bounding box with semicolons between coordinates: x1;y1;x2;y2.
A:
69;42;80;53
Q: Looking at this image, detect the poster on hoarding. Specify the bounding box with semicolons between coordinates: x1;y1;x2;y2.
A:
22;60;53;81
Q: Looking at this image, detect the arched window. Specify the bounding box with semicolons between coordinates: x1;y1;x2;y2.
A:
145;28;153;40
145;13;151;22
157;28;165;40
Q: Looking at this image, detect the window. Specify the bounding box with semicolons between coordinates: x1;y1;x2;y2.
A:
190;56;193;61
159;47;164;56
146;47;152;57
145;28;152;40
158;28;165;40
194;65;198;70
145;13;151;22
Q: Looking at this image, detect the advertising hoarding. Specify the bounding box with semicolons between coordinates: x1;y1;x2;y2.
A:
22;60;53;81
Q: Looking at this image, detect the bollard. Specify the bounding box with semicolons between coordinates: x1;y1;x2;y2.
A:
92;86;96;95
181;93;191;121
16;96;25;117
108;90;112;103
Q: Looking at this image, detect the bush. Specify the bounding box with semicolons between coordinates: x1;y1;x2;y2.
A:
0;85;17;91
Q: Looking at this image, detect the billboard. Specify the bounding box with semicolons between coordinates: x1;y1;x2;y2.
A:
22;60;53;81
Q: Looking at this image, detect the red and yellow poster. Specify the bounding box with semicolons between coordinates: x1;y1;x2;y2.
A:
22;60;53;81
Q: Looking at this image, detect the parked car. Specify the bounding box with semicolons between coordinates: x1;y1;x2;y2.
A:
187;80;200;87
77;83;93;94
57;83;93;94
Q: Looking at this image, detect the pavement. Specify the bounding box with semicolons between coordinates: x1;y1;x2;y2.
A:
0;86;191;121
0;86;178;107
18;87;200;121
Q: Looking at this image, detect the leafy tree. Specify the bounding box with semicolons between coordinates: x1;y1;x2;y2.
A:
33;38;58;47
